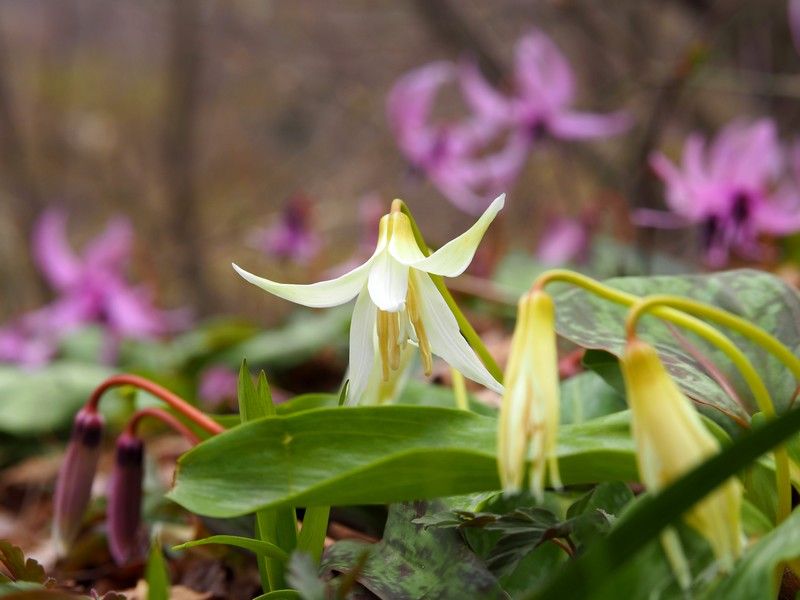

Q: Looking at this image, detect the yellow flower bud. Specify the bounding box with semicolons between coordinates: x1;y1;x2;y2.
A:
621;339;743;570
498;290;562;500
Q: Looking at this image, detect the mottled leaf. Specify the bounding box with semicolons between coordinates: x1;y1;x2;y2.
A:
321;502;505;600
553;269;800;424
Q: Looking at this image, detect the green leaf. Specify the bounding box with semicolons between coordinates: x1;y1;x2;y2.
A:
0;541;50;586
553;269;800;424
145;539;169;600
0;362;114;434
169;406;636;517
172;534;288;561
528;403;800;600
238;363;296;591
702;506;800;599
251;590;303;600
321;502;504;599
559;371;626;424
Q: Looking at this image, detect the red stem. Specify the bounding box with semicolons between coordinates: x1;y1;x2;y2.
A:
125;407;202;445
86;374;224;435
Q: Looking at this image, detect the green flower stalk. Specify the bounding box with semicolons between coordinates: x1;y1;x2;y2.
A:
498;290;562;499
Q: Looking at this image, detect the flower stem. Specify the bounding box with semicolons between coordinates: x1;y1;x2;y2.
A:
124;407;202;445
626;295;792;523
86;374;224;436
398;200;504;384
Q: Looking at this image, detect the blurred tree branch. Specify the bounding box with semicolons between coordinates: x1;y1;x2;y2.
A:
162;0;216;314
412;0;504;83
0;13;46;313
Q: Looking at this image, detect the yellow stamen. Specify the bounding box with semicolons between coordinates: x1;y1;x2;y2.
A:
377;311;390;381
388;312;401;371
407;277;433;376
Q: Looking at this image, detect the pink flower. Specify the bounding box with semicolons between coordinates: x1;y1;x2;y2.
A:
249;194;321;264
646;119;800;266
198;366;239;409
0;209;188;366
459;29;631;142
387;62;527;214
536;216;591;266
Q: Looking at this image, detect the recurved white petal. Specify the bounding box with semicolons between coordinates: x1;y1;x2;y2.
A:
232;259;371;308
346;286;377;405
412;270;503;393
367;250;409;312
405;194;505;276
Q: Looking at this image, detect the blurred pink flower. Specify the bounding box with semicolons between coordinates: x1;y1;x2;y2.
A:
198;366;239;409
536;216;591;266
249;194;321;263
387;61;527;214
646;119;800;266
459;29;632;142
0;209;188;366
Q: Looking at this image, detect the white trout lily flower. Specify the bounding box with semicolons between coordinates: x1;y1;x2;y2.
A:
233;194;505;404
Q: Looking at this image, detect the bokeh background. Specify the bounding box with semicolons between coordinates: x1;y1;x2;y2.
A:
0;0;796;324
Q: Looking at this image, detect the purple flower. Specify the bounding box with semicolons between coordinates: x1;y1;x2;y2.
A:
197;366;239;409
52;409;104;555
646;118;800;266
536;216;591;266
106;432;144;565
459;29;632;142
387;62;527;214
0;209;189;366
249;194;321;263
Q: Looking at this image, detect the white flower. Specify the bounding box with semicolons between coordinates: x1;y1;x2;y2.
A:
233;194;505;404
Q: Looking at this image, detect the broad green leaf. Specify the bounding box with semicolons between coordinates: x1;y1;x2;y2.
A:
559;371;626;424
552;269;800;424
321;502;504;599
173;535;288;561
528;403;800;600
0;362;114;434
169;406;636;517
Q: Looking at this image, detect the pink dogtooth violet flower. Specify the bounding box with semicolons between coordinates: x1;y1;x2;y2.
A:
106;431;145;565
0;208;190;367
233;195;506;404
249;193;321;264
459;29;632;143
387;62;527;214
52;408;104;555
645;118;800;266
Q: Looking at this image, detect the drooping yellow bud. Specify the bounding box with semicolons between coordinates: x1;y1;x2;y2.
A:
621;339;743;571
498;290;562;500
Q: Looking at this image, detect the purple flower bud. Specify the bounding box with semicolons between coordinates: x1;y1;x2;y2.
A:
107;432;144;565
52;409;104;555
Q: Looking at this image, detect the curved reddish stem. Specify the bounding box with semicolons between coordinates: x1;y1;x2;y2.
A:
86;374;224;435
125;407;202;445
